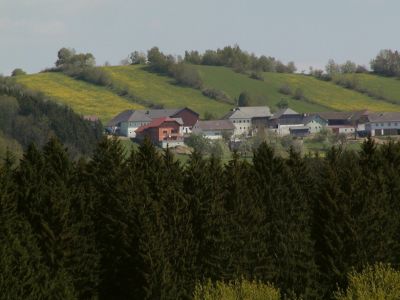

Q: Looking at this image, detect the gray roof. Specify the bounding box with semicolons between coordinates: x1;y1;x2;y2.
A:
107;110;152;127
143;108;182;119
271;108;300;119
316;110;368;121
368;112;400;123
225;106;272;119
303;114;328;125
193;120;235;132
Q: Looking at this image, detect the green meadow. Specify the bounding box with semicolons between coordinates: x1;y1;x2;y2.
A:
102;65;232;118
340;73;400;105
16;72;144;122
195;65;400;112
15;66;400;126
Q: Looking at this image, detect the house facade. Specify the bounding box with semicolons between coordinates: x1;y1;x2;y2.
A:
135;117;184;148
317;110;368;135
225;106;272;137
143;107;199;134
366;112;400;136
106;110;152;137
107;107;199;137
192;120;235;140
268;108;305;136
303;114;328;134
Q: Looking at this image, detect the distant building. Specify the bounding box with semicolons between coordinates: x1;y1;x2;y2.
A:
192;120;235;140
366;112;400;136
142;108;199;134
135;117;184;148
317;110;368;135
303;114;328;134
106;107;199;137
224;106;272;137
269;108;304;136
106;110;152;137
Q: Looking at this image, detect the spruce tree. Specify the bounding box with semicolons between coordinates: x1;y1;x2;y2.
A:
0;146;77;299
313;147;354;297
88;137;136;299
253;143;316;298
222;151;269;281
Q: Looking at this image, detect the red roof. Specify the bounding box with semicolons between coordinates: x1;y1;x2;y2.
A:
135;117;181;133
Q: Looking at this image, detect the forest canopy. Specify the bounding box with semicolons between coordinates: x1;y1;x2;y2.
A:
2;137;400;299
0;76;103;159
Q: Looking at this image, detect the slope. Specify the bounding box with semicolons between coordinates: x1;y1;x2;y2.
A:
101;65;232;118
339;73;400;105
15;72;144;122
195;65;400;112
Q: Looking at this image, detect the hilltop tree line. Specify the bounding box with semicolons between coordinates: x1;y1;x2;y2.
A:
2;136;400;299
310;49;400;79
0;76;103;158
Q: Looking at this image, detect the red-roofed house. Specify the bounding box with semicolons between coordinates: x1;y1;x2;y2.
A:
135;117;184;148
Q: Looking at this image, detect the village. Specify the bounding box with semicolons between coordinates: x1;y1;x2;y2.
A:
105;106;400;151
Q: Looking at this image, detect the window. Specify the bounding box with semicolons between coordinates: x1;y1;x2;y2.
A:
389;122;392;126
381;123;384;127
395;123;398;126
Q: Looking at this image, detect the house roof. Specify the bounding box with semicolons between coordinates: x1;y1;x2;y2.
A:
225;106;272;119
367;112;400;123
107;110;152;127
135;117;183;133
193;120;235;132
270;108;300;119
316;110;368;122
143;107;199;119
303;114;327;124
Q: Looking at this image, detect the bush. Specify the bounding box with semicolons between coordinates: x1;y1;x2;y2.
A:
333;75;359;90
278;84;292;95
249;71;264;81
169;63;203;89
11;68;26;76
77;67;112;86
277;99;289;109
203;111;216;120
238;91;252;106
185;133;211;154
202;88;233;104
335;263;400;300
293;88;304;100
193;279;280;300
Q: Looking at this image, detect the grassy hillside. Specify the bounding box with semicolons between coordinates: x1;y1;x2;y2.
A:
102;65;232;118
15;66;400;125
16;72;144;122
196;66;400;112
339;73;400;105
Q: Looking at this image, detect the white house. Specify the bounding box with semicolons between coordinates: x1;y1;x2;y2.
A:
303;114;328;134
192;120;235;140
224;106;272;137
268;108;305;136
366;112;400;136
106;110;152;137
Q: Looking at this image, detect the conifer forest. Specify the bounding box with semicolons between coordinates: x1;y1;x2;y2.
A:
1;137;400;299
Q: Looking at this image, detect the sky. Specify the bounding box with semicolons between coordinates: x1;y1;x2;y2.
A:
1;0;399;75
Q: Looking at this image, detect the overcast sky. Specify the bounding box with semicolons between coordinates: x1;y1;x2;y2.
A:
1;0;399;75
